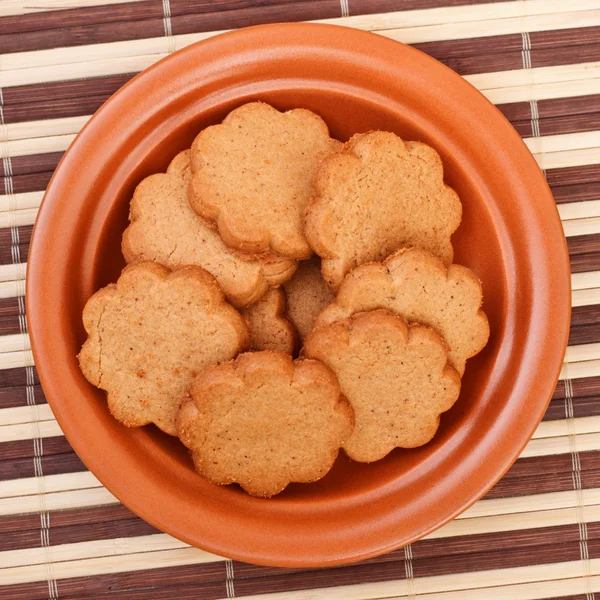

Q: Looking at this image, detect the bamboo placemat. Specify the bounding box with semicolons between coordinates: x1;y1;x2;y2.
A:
1;0;599;598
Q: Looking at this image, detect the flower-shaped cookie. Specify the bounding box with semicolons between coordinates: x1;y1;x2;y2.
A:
305;131;462;289
315;247;489;375
122;151;297;308
304;309;461;462
189;102;341;259
177;351;354;497
78;263;249;435
241;288;298;355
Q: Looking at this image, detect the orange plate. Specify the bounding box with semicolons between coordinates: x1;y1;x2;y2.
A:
27;23;571;567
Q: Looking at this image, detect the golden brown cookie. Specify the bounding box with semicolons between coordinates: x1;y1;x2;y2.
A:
283;256;334;342
315;247;489;376
122;150;297;308
241;288;298;354
189;102;341;259
303;309;461;463
177;351;354;497
304;131;462;290
78;263;249;436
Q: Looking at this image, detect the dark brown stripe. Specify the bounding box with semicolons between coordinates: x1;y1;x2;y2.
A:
1;172;53;196
0;227;32;249
571;252;600;274
554;376;600;400
534;43;600;70
0;436;71;462
0;17;164;55
171;1;340;36
0;385;46;409
485;467;600;499
2;74;135;107
0;153;63;177
0;245;30;265
3;94;110;124
0;367;38;388
0;298;22;317
504;451;600;479
568;234;600;256
540;95;600;120
0;502;133;535
572;305;600;328
0;451;85;481
541;111;600;137
548;164;600;188
0;1;162;35
545;394;600;420
569;323;600;345
0;316;24;336
0;516;157;553
531;26;600;50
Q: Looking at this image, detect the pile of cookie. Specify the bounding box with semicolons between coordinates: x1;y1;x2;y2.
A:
79;102;489;498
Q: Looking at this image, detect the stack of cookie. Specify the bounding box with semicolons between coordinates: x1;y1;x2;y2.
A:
79;102;489;497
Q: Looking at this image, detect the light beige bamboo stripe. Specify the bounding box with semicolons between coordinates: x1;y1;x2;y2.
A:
0;191;43;213
0;403;53;426
0;471;99;500
0;0;144;17
0;279;25;299
0;333;29;353
0;419;62;443
573;287;600;307
572;271;600;290
0;208;38;229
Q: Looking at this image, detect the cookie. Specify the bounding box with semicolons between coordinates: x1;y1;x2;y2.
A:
303;309;461;462
315;247;489;376
304;131;462;290
241;288;298;354
78;263;249;436
189;102;341;259
177;351;354;497
283;256;334;342
122;151;297;308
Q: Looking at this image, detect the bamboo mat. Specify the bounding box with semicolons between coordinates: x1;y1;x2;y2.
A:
1;0;599;598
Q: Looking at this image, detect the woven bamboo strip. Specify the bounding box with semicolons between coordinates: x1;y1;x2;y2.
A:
0;280;25;300
0;192;43;212
572;270;600;289
0;532;197;570
2;115;90;141
0;403;53;426
0;333;29;353
533;414;600;437
0;208;38;229
0;471;100;500
563;216;600;237
0;486;117;517
378;8;600;45
482;77;600;104
536;147;600;170
525;130;600;153
559;199;600;220
0;0;145;17
572;287;600;306
0;419;62;443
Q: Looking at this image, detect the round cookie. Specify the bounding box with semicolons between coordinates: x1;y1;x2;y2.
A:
122;150;297;308
304;130;462;290
78;263;249;436
241;288;298;355
177;351;354;497
303;309;461;463
189;101;341;259
315;247;489;376
283;256;334;343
